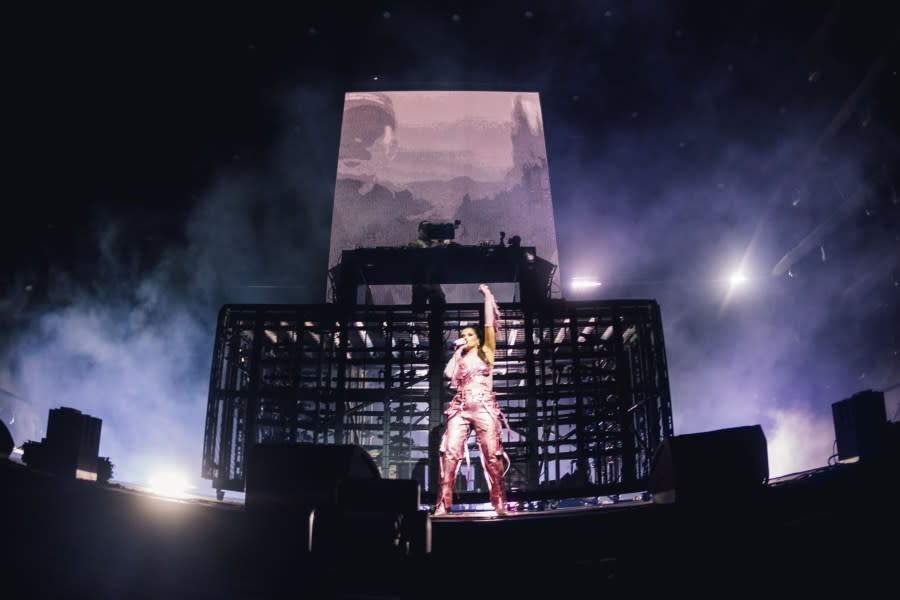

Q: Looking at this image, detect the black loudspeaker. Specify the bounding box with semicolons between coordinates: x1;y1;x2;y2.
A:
310;478;431;559
244;442;381;512
832;390;887;464
648;425;769;504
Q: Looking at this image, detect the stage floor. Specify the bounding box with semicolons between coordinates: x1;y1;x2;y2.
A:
2;457;898;598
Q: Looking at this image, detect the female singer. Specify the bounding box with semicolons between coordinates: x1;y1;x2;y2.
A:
434;284;509;516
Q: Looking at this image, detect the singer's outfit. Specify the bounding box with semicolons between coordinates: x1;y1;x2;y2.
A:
434;294;509;516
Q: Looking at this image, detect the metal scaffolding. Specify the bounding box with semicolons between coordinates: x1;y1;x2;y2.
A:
202;300;673;503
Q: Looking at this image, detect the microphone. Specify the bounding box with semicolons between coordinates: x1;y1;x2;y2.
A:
453;338;466;348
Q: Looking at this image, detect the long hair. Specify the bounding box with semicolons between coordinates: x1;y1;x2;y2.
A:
462;325;489;365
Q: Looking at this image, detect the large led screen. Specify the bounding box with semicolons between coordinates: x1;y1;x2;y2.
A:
327;91;561;303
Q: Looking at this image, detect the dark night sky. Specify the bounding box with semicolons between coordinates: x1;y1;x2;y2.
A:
3;1;899;493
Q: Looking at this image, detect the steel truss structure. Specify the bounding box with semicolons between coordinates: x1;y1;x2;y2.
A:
202;300;673;503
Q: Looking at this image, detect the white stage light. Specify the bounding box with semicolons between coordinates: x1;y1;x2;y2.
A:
572;278;602;291
147;470;192;499
729;272;747;287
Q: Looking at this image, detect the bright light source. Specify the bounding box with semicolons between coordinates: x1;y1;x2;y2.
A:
729;272;747;287
147;470;193;499
75;469;98;481
718;263;755;314
571;278;602;290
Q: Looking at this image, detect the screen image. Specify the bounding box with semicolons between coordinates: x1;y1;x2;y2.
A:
327;91;561;303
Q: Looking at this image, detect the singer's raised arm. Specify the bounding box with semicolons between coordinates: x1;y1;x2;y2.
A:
479;284;498;365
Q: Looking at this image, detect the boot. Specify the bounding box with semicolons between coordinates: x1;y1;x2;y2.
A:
486;457;507;515
433;466;456;516
490;483;507;516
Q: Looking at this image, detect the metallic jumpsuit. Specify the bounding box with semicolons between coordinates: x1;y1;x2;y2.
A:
434;294;509;516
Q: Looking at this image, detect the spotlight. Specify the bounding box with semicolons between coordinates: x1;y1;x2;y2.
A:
572;278;602;291
147;470;193;499
729;271;747;287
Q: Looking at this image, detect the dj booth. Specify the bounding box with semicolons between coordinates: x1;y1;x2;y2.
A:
328;244;556;307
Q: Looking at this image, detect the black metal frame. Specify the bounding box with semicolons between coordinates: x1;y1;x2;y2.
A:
202;299;673;504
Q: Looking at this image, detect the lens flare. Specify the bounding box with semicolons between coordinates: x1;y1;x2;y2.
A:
147;470;192;499
572;277;602;290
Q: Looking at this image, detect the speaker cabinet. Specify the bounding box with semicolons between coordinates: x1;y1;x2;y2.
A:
244;442;380;512
648;425;769;503
832;390;887;464
311;478;431;558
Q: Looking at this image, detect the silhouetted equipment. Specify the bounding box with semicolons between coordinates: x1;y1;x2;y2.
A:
21;407;102;481
832;390;888;464
648;425;769;503
243;442;430;559
96;456;114;484
421;220;460;241
244;442;380;513
329;245;556;307
0;419;12;459
310;478;431;558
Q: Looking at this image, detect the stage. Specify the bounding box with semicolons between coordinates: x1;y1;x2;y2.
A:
2;450;897;599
